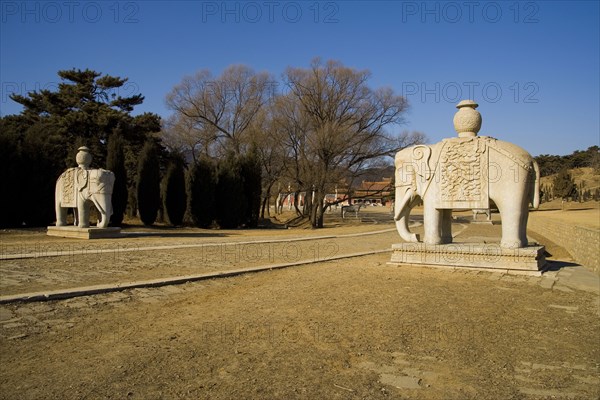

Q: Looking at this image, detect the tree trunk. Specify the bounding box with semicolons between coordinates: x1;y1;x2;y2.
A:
310;190;326;228
261;182;274;219
260;196;268;219
303;191;312;217
293;192;303;216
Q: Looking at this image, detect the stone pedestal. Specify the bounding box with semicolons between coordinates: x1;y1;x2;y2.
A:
47;226;122;239
389;242;547;276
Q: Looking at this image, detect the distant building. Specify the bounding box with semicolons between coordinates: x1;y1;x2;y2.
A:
352;177;393;206
276;176;394;210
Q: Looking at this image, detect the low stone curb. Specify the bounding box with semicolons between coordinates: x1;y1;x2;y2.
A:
0;249;392;304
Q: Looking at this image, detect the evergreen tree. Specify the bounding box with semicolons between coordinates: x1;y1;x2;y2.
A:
0;121;25;227
552;169;576;200
187;158;216;228
215;155;245;229
162;155;187;226
106;133;128;226
137;141;161;225
0;68;161;227
9;68;155;167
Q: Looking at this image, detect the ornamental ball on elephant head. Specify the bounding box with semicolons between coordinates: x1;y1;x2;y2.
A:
76;146;92;169
453;100;482;138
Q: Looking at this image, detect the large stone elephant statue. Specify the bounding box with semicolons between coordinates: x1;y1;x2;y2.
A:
393;136;539;248
55;167;115;228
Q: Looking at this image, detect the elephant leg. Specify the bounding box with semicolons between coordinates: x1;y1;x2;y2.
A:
98;213;108;228
97;203;112;228
517;196;530;246
55;179;67;226
498;199;528;248
90;195;111;228
55;204;67;226
77;200;90;228
423;204;444;245
441;209;453;244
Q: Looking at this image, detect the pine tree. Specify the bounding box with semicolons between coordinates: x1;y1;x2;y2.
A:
9;68;158;168
137;141;161;225
187;157;216;228
162;156;187;226
0;68;161;227
106;133;128;226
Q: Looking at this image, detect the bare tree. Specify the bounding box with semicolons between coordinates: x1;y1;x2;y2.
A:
160;114;218;163
165;65;275;156
163;61;425;227
247;108;287;218
278;58;421;228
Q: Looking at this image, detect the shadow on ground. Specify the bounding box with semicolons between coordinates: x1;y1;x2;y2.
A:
543;260;581;272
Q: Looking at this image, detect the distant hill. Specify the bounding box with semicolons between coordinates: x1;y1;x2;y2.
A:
356;165;394;183
535;146;599;177
540;167;600;191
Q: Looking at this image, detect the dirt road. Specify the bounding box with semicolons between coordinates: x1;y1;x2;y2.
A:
1;209;599;399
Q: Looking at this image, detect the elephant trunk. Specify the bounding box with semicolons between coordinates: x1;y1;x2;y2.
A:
394;186;419;242
91;194;113;228
532;160;540;209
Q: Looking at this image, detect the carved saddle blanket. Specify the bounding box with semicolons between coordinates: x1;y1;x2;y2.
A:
59;168;88;208
437;137;489;210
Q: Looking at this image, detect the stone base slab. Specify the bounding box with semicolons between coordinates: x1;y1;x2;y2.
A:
389;242;547;276
47;226;122;239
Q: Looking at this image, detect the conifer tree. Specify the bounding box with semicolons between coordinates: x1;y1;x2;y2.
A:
215;155;245;229
0;68;160;227
187;158;216;228
137;141;161;225
106;133;128;226
162;156;187;226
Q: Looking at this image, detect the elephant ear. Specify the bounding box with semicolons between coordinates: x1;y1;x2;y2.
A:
412;145;432;180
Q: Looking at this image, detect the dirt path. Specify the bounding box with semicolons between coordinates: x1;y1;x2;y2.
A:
1;255;598;399
1;209;599;399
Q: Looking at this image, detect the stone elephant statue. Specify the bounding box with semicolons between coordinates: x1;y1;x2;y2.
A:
393;136;539;249
55;167;115;228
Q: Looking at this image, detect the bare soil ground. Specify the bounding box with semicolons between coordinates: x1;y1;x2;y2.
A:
1;208;599;399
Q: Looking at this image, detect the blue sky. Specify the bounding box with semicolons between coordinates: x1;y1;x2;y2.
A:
1;0;598;156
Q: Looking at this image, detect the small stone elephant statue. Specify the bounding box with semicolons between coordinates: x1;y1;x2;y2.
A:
54;147;115;228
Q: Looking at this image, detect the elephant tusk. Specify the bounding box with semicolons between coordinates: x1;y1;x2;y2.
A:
394;187;413;221
394;186;420;243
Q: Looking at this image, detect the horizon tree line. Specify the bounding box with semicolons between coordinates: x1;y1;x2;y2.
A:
10;61;597;228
